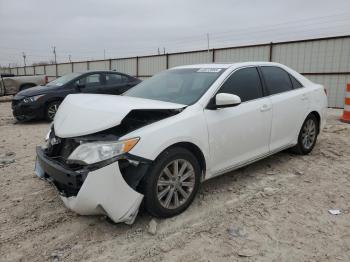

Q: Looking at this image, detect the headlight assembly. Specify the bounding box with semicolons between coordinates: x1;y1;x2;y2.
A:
23;94;44;103
67;137;140;165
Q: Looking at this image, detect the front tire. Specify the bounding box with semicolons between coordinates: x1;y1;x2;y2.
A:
291;114;319;155
45;101;61;121
142;147;201;218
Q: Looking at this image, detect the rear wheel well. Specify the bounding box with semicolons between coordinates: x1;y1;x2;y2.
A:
165;142;206;179
309;111;321;134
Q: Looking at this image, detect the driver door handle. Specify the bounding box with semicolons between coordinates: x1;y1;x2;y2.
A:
260;104;272;112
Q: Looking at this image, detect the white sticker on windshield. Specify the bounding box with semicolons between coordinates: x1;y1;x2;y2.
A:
197;68;222;73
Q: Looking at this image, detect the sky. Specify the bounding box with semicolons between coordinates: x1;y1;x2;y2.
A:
0;0;350;67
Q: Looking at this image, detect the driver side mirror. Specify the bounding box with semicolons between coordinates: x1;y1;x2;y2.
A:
209;93;241;109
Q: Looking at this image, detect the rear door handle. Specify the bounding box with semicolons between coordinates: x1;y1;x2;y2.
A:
260;104;271;112
301;94;308;100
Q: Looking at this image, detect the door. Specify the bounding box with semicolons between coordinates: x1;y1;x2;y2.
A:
101;73;130;95
260;66;309;152
76;73;105;94
204;67;272;177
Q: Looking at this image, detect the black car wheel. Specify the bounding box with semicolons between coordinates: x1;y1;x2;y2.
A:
46;101;61;121
142;147;201;218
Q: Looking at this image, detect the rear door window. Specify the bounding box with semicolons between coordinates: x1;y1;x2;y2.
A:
218;67;263;102
261;66;293;95
105;73;126;85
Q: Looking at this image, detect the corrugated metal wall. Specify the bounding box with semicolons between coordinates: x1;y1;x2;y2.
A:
3;35;350;107
26;66;34;75
17;67;25;75
10;68;17;75
35;66;45;75
272;38;350;73
73;62;88;72
139;55;166;76
169;51;212;68
89;60;109;70
111;58;137;75
57;63;72;77
215;46;270;63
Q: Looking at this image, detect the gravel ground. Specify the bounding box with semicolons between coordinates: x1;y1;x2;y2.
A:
1;100;350;262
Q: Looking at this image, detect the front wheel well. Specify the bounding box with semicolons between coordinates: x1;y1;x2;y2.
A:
45;98;63;107
164;142;206;179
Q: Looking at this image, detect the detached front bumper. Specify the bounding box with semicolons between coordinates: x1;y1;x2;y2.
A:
35;147;144;224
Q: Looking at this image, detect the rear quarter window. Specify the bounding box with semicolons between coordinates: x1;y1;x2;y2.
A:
289;74;303;89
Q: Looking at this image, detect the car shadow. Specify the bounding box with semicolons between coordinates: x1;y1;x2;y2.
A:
14;119;50;125
104;150;294;229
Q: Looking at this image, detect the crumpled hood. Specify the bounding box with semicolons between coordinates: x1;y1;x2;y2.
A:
54;94;185;138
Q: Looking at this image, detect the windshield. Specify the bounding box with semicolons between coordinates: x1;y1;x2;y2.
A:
124;68;225;105
47;72;82;86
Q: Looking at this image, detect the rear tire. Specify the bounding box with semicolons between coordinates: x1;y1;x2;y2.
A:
45;101;61;122
142;147;201;218
290;114;319;155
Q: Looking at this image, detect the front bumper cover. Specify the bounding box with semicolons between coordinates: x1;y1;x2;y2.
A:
35;147;144;224
12;99;45;121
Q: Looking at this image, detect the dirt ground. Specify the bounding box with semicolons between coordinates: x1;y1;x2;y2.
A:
1;99;350;262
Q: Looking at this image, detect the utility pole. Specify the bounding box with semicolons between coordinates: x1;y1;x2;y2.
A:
163;47;165;55
52;46;57;64
68;55;72;63
207;33;209;53
103;49;106;60
22;52;26;66
206;33;210;60
157;48;160;55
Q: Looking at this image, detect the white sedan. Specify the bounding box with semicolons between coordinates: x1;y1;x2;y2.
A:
35;62;328;224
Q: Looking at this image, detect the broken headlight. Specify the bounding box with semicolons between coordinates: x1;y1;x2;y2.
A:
67;137;139;165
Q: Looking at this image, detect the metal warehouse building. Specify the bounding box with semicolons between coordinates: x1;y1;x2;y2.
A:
1;35;350;108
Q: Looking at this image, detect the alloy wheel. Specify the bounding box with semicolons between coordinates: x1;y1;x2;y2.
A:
47;104;59;120
156;159;195;209
301;119;316;150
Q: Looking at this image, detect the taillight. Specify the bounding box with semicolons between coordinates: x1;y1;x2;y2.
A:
45;76;48;84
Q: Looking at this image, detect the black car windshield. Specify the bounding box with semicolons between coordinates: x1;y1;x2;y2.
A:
124;68;225;105
47;72;82;87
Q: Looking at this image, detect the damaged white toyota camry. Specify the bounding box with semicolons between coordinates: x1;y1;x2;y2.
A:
35;62;327;224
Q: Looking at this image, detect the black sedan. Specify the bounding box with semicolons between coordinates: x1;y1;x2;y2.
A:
12;71;141;121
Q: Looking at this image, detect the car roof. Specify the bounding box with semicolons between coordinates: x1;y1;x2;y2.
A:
172;62;286;70
74;70;129;75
